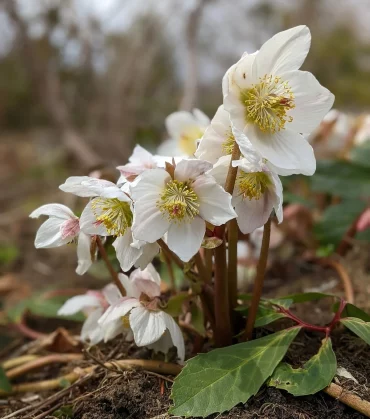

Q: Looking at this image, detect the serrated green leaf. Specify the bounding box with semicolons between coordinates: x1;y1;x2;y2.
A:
311;160;370;199
170;327;301;417
341;317;370;345
333;302;370;322
269;338;336;396
315;200;367;246
0;367;12;392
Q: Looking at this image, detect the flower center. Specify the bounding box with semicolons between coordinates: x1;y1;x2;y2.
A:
179;126;205;155
157;180;199;222
240;75;295;133
222;129;235;155
237;170;272;200
60;218;80;240
91;198;132;236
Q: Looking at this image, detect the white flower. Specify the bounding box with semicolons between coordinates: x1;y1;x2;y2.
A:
130;159;237;261
158;109;210;157
59;177;159;271
116;145;173;184
58;284;123;345
223;25;334;176
99;264;185;362
30;203;93;275
208;144;282;234
195;105;237;163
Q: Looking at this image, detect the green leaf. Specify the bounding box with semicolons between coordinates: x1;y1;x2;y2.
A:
52;405;73;418
163;293;190;317
341;318;370;345
0;367;12;392
350;142;370;169
170;327;301;417
269;338;337;396
278;292;336;304
191;303;205;336
283;192;313;208
236;305;286;327
311;160;370;199
333;302;370;322
315;200;367;246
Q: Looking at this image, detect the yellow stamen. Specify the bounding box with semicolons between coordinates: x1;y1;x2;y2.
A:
157;180;199;222
179;126;204;155
222;129;235;155
240;74;295;133
237;170;272;200
91;198;132;236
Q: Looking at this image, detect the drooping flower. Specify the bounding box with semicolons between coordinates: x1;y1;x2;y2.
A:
208;141;282;234
99;264;185;362
158;109;210;157
30;204;93;275
195;105;237;163
130;159;237;261
59;177;159;271
58;284;124;344
223;26;334;176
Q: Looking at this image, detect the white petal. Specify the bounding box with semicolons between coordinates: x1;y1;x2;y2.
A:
254;26;311;76
58;294;101;316
174;159;212;182
167;217;205;262
131;195;170;243
270;172;283;223
192;175;237;225
129;306;166;347
206;155;231;186
76;232;92;275
283;70;335;133
234;194;272;234
118;273;140;299
160;311;185;362
98;297;140;325
102;283;121;305
113;229;142;272
157;138;186;157
134;242;160;270
81;308;105;345
129;144;155;164
30;204;75;220
60;176;114;197
247;126;316;176
103;318;125;343
130;168;170;202
79;201;109;236
165;111;207;141
193;108;210;126
34;218;67;248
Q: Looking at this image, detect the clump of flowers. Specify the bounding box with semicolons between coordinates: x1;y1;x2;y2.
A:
30;26;365;418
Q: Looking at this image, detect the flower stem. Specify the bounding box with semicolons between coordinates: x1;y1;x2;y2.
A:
214;242;232;346
224;141;241;194
227;218;238;311
162;250;176;293
96;236;126;296
244;217;271;341
157;238;184;271
194;252;208;282
204;248;213;283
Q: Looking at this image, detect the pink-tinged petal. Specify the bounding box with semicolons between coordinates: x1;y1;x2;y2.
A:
134;278;161;299
30;203;75;220
79;201;109;236
117;273;140;299
282;70;335;134
81;308;104;345
103;318;125;343
247;126;316;176
357;209;370;232
98;297;140;325
167;217;205;262
174;159;212;182
253;26;311;77
134;242;160;270
129;306;166;347
58;294;101;316
234;194;272;234
76;232;92;275
130;263;161;287
131;195;170;243
61;218;80;240
160;311;185;363
192;174;237;225
130;168;170;202
113;229;142;272
34;218;67;248
102;283;121;306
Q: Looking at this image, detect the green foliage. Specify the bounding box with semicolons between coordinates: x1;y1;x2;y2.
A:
341;318;370;345
163;293;190;317
269;338;337;396
333;302;370;322
191;303;206;336
0;244;19;266
0;367;12;393
236;305;286;327
277;292;336;304
315;200;367;246
52;405;73;418
170;328;301;417
350;142;370;169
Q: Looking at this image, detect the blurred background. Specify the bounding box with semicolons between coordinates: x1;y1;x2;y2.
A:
1;0;370;333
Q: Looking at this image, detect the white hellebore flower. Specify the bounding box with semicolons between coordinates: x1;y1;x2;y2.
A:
223;25;334;176
131;159;237;261
195;105;237;164
209;142;282;234
59;177;159;272
30;204;92;275
99;264;185;362
58;284;124;344
158;109;210;157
